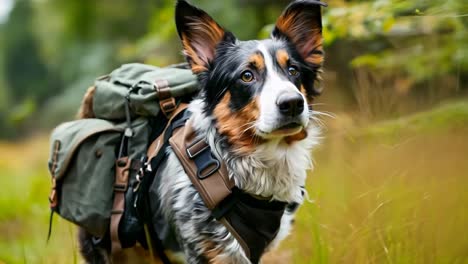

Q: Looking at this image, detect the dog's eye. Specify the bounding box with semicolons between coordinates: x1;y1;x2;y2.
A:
241;71;255;83
288;66;300;77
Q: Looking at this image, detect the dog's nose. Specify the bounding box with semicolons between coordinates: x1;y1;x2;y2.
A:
277;92;305;117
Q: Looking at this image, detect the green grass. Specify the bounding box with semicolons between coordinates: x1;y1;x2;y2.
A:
361;100;468;141
0;140;78;264
1;101;468;263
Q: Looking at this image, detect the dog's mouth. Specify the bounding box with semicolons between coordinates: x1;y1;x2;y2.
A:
258;122;303;137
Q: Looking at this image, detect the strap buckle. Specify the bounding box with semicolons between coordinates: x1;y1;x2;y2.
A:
114;183;128;192
186;139;221;180
186;139;209;159
198;159;221;179
160;98;177;115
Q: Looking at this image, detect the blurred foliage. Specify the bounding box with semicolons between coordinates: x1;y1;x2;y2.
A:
324;0;468;82
360;100;468;142
0;0;467;138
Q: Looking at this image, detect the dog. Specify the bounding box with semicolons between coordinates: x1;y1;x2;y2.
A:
78;0;325;263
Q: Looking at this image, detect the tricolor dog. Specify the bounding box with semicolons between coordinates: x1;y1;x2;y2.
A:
79;0;326;263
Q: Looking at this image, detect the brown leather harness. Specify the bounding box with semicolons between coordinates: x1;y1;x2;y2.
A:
144;104;250;256
110;103;287;263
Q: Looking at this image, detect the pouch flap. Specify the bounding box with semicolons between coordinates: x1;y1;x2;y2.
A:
92;63;199;119
48;119;123;180
109;63;198;97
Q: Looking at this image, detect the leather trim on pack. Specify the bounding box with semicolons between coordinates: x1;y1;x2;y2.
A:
111;157;131;253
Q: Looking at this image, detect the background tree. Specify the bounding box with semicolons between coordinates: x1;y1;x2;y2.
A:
1;0;62;136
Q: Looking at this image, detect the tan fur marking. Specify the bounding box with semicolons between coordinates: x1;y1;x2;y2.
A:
284;129;308;144
300;84;307;95
200;240;230;264
77;86;96;119
182;34;209;74
276;49;289;68
275;10;298;35
276;10;324;67
204;19;225;43
248;53;265;70
182;16;225;73
299;84;313;104
305;38;324;66
306;54;324;66
213;92;265;155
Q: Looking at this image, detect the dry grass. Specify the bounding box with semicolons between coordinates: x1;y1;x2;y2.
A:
278;101;468;263
283;130;468;263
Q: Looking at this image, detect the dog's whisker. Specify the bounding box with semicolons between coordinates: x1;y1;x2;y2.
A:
309;103;327;107
237;121;257;130
310;116;327;128
242;123;256;133
312;110;336;119
237;121;257;139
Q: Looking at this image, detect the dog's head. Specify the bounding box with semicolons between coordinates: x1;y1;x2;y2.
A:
176;0;326;154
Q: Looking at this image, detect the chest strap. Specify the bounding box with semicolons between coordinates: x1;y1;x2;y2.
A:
170;121;234;209
169;121;252;259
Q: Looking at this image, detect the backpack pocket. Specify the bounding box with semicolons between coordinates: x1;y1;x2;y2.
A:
48;119;124;236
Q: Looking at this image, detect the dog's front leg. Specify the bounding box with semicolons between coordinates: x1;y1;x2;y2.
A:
172;218;251;264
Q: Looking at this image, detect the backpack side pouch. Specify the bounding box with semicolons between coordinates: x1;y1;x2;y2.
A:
48;118;149;237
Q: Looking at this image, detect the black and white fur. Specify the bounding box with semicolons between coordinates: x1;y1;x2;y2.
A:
79;0;326;263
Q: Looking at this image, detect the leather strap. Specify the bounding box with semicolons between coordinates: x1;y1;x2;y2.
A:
169;121;251;258
111;157;131;253
49;140;61;209
147;103;188;160
155;80;177;118
170;120;234;210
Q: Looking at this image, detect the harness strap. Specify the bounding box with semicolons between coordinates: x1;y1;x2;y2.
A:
134;104;190;264
169;121;235;210
168;121;253;258
147;103;188;160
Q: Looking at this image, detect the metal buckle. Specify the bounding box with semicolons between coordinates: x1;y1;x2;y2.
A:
186;140;209;159
133;156;148;193
161;99;176;114
197;158;221;179
114;184;127;192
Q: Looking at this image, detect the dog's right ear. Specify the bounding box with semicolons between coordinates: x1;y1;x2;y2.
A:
176;0;235;74
272;0;327;68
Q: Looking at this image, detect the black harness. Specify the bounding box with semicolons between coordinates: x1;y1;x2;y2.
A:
216;188;287;263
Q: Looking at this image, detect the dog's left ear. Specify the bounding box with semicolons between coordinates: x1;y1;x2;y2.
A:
176;0;235;74
272;0;327;67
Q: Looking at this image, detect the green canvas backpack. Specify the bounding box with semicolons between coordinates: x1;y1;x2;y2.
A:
47;63;199;246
